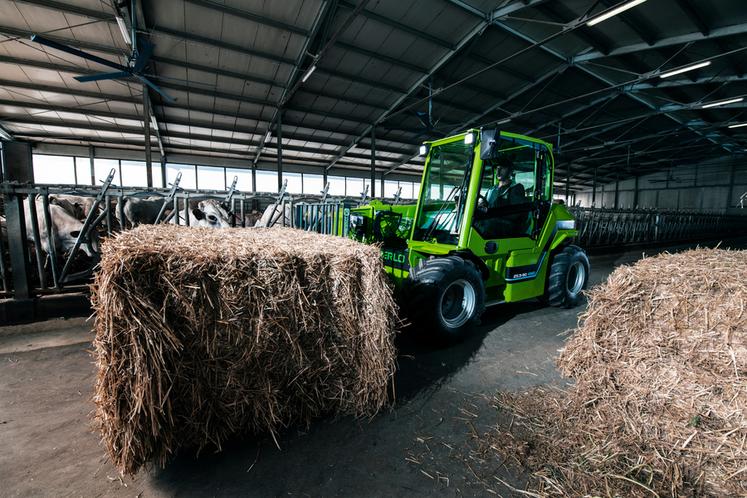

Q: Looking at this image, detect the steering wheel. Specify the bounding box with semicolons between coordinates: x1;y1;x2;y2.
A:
477;191;490;209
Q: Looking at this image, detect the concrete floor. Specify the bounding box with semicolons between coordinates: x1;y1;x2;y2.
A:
1;239;745;497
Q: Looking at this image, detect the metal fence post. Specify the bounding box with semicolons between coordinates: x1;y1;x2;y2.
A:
4;192;30;299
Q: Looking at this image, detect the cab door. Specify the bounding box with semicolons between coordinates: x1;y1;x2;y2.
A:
466;135;552;301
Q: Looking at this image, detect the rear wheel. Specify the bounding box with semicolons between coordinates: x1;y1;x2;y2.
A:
407;256;485;342
546;245;590;308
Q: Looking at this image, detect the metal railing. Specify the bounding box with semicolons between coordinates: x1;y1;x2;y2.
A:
0;173;268;299
3;188;745;301
570;207;747;248
294;202;350;236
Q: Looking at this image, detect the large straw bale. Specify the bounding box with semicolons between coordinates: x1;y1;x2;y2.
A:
482;248;747;497
91;225;397;475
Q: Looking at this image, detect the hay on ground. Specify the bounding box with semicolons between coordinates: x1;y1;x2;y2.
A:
481;248;747;497
91;225;397;475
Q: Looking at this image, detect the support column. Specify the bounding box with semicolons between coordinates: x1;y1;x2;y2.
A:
370;127;376;198
592;167;597;207
143;90;153;188
251;165;257;193
633;175;639;208
160;156;166;188
276;111;283;192
726;158;737;209
5;195;30;299
614;174;619;209
89;146;95;185
565;165;570;204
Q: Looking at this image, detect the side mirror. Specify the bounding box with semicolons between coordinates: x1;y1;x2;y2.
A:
480;128;498;161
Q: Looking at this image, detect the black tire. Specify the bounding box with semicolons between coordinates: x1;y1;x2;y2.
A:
547;245;590;308
406;256;486;342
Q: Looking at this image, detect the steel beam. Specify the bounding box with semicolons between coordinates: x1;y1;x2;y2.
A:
0;92;420;155
492;20;730;153
327;2;517;170
184;0;307;35
572;22;747;63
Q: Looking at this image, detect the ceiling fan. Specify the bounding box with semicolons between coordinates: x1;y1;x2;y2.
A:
30;1;175;103
398;80;453;139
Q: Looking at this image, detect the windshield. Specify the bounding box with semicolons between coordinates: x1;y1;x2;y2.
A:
413;139;473;245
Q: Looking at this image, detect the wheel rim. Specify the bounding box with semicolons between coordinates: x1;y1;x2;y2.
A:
566;261;586;297
439;279;476;328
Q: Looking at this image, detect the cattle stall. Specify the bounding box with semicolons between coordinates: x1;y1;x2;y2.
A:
0;175;379;302
2;180;747;303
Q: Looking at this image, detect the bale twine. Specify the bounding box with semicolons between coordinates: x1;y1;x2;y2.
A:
91;225;397;475
484;248;747;497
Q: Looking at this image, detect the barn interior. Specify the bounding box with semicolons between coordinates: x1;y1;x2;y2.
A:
1;0;747;495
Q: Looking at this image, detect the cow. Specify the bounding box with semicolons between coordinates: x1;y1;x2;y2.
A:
117;196;166;227
0;197;97;257
49;194;97;220
171;199;232;228
255;203;292;227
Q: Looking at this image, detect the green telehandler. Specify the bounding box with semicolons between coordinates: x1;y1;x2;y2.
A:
345;127;590;341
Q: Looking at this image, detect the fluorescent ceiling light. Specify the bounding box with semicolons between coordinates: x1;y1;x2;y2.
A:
115;16;131;46
659;61;711;79
301;65;316;83
265;131;272;142
587;0;647;26
702;97;743;109
496;118;511;125
728;122;747;129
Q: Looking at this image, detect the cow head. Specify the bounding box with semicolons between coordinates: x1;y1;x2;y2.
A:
49;204;98;258
190;200;232;228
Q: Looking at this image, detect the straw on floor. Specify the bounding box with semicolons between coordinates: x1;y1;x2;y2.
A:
91;225;397;475
480;248;747;497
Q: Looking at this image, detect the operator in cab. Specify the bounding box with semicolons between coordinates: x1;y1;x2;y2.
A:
486;157;525;208
475;155;530;238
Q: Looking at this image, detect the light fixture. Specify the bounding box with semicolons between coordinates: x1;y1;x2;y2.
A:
301;65;316;83
149;115;158;130
115;16;131;46
659;61;711;79
419;144;427;156
496;117;511;125
728;122;747;129
702;97;744;109
265;130;272;142
587;0;647;26
464;132;474;145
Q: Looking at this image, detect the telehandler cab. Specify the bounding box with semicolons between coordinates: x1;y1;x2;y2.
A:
347;128;590;341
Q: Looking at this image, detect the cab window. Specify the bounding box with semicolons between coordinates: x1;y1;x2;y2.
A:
473;136;547;240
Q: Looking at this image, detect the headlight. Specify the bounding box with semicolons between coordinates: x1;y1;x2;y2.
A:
349;214;364;228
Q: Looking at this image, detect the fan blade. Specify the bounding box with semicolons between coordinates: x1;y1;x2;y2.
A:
132;37;154;73
137;75;176;103
31;35;128;72
74;71;131;83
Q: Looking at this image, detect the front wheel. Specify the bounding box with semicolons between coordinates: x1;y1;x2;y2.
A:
407;256;486;342
546;245;590;308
